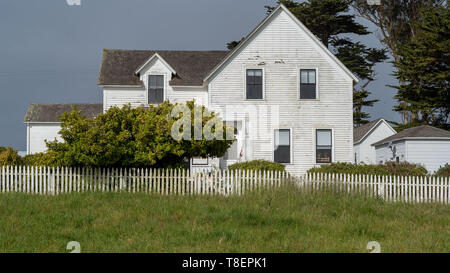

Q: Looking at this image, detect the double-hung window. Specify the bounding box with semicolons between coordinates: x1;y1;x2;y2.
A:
274;129;291;163
246;69;263;99
316;129;332;163
300;69;317;99
148;75;164;104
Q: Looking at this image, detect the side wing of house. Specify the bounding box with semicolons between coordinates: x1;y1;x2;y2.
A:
405;140;450;173
375;141;407;164
356;120;396;164
205;6;356;175
24;104;103;154
26;123;62;154
99;50;227;111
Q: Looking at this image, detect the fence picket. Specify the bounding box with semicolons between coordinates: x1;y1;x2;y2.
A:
0;166;449;204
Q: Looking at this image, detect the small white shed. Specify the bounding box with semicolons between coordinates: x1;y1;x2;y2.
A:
353;119;396;164
24;104;103;154
372;125;450;174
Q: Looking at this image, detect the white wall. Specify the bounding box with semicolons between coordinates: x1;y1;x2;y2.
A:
103;86;147;111
27;123;62;154
208;10;354;176
356;121;396;164
354;143;360;163
406;140;450;173
375;141;406;164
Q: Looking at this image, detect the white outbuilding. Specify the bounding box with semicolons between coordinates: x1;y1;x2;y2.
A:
353;119;396;164
24;104;103;154
372;125;450;174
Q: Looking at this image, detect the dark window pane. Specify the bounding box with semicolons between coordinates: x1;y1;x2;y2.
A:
300;84;316;99
148;75;164;104
274;129;290;163
246;69;263;99
275;146;290;163
316;149;331;163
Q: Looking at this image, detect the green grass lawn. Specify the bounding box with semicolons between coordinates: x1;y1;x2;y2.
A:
0;186;448;253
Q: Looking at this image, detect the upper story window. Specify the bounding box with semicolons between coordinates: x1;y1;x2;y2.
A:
148;75;164;104
246;69;263;100
300;69;317;99
316;129;332;163
274;129;291;164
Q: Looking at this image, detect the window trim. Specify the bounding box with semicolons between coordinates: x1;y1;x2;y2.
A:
147;74;166;105
244;68;265;101
298;67;319;100
314;128;334;164
191;157;209;166
273;128;293;164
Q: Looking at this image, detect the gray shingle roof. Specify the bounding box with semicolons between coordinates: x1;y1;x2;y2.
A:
372;125;450;146
97;49;229;86
24;104;103;123
354;118;383;143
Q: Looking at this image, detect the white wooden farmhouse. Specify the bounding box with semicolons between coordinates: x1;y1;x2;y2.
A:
24;4;358;175
373;125;450;174
353;119;396;164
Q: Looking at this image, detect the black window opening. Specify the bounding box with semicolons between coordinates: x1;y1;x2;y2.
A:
246;69;263;99
300;69;317;99
274;129;291;163
148;75;164;104
316;129;332;164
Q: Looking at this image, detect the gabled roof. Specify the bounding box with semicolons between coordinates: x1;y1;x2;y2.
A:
98;49;228;87
24;104;103;123
98;4;358;88
135;53;177;75
354;118;395;144
372;125;450;146
203;4;359;83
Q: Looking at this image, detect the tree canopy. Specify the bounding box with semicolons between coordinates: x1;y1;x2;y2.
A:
353;0;446;124
392;6;450;129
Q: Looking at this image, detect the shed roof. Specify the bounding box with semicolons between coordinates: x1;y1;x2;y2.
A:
372;125;450;146
353;118;383;144
24;103;103;123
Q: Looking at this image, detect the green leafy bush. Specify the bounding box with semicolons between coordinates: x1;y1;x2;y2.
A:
0;147;23;166
228;160;286;172
21;152;60;167
435;164;450;177
44;101;234;168
307;162;428;176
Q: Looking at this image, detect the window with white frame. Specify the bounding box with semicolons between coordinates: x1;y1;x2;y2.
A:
274;129;291;163
316;129;332;163
246;69;263;99
148;75;164;104
300;69;317;99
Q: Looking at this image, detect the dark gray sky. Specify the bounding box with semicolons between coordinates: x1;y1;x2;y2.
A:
0;0;400;151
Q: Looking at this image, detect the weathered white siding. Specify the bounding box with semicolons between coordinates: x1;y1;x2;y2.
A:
208;10;354;175
405;140;450;173
103;57;208;111
27;123;62;154
103;86;147;111
355;121;396;164
353;144;360;163
375;141;406;164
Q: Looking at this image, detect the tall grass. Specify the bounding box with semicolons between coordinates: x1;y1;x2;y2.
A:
0;186;448;253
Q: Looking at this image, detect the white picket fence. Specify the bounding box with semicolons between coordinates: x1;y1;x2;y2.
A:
0;166;289;196
0;166;448;204
299;172;449;204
